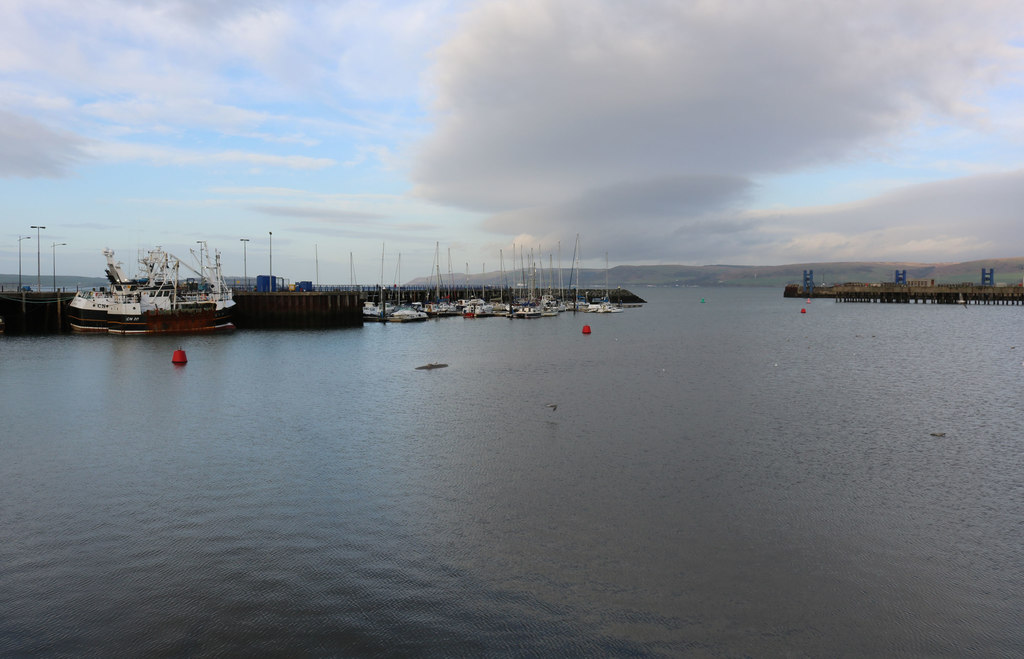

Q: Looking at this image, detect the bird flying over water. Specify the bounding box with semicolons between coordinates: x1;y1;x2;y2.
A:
546;403;558;411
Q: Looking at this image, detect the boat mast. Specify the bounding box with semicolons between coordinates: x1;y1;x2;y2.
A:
499;249;506;306
605;252;610;302
558;241;563;303
433;242;441;303
172;257;179;310
571;233;582;310
447;248;454;301
548;254;554;297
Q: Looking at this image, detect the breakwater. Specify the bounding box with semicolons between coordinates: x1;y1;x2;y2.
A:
784;283;1024;304
233;291;361;329
0;291;363;334
0;287;645;334
0;291;76;334
362;286;646;305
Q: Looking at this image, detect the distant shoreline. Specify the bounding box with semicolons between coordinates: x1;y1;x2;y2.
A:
3;256;1023;291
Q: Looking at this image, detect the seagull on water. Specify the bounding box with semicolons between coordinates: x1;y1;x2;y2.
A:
545;403;558;411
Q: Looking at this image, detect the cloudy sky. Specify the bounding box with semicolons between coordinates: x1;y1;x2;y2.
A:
3;0;1024;283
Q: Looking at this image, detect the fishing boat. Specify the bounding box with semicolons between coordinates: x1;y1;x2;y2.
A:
69;244;235;334
67;248;131;332
67;288;115;332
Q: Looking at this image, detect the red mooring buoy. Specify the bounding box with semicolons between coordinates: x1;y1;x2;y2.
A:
172;349;188;364
582;325;592;334
800;308;806;314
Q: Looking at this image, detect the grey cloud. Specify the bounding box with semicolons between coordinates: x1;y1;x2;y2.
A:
412;0;1022;258
483;174;752;232
0;111;88;178
747;169;1024;263
806;171;1024;231
483;174;758;262
250;205;387;222
484;169;1024;264
160;0;279;28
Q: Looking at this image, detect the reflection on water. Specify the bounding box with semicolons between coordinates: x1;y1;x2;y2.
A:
2;288;1022;655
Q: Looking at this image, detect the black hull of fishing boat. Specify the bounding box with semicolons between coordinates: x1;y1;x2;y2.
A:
107;304;234;335
68;304;110;333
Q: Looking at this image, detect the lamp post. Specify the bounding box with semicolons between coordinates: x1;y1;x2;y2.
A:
52;241;67;330
30;225;45;292
240;238;249;289
18;235;30;314
52;242;66;291
18;235;30;291
269;231;273;292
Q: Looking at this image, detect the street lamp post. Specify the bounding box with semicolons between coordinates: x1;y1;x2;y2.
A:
18;235;30;314
52;241;67;330
18;235;30;291
240;238;249;289
30;225;45;291
269;231;273;292
52;242;66;291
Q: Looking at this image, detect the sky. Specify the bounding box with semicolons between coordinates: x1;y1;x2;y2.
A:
3;0;1024;284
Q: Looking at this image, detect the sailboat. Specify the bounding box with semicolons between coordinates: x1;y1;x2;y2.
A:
510;245;542;318
388;252;428;322
588;252;624;313
423;242;459;316
568;234;588;312
363;243;391;321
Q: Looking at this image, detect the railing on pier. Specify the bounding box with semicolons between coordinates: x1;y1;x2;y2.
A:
785;283;1024;305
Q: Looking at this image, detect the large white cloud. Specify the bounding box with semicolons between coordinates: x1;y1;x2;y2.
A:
0;0;460;174
413;0;1024;262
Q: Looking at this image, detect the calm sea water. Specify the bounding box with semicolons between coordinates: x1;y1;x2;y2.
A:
2;287;1022;656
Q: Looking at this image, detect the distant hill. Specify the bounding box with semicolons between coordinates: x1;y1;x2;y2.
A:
5;257;1023;292
405;257;1024;289
0;274;108;292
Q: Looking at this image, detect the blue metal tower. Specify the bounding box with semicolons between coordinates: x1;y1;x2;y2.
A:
803;270;813;295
